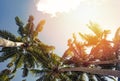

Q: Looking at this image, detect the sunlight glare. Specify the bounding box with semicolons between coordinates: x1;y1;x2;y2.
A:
33;0;116;56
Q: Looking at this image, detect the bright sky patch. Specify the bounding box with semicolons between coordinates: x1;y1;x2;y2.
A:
35;0;106;16
35;0;83;16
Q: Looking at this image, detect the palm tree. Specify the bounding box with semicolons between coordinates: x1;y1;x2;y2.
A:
0;16;55;80
0;17;120;81
62;22;119;81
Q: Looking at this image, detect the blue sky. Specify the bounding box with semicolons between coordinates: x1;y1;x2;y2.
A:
0;0;32;33
1;0;120;81
0;0;69;80
0;0;38;81
0;0;69;56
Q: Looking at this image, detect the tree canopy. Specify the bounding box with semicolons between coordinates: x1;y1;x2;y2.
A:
0;16;120;81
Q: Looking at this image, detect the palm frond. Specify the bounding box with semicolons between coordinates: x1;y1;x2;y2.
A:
27;46;52;68
79;32;88;41
95;75;107;81
13;53;24;73
0;30;16;41
24;53;35;68
0;47;17;62
15;16;25;37
28;50;48;68
22;64;29;77
87;74;97;81
107;76;116;81
0;69;13;81
15;16;24;27
59;73;72;81
36;20;46;32
0;52;15;62
113;27;120;42
0;53;14;62
30;69;48;77
87;22;103;37
7;62;13;68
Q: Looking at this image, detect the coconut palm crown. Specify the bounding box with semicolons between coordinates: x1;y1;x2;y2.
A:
0;16;120;81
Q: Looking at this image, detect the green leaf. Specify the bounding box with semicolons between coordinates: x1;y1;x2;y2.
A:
15;16;25;37
13;53;24;73
22;67;28;77
0;48;16;62
15;16;24;27
0;30;16;41
7;62;13;68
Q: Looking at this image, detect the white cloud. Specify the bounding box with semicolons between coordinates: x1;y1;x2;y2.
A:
35;0;83;16
35;0;107;17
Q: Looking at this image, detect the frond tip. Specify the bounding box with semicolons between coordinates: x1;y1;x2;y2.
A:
87;22;103;37
0;30;16;41
36;20;46;32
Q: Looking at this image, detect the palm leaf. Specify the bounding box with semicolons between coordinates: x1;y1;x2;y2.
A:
15;16;24;37
36;76;45;81
60;73;72;81
79;33;88;41
0;69;13;81
13;53;24;73
24;53;35;68
87;74;97;81
87;22;103;37
28;49;48;68
79;33;99;46
81;73;89;81
0;30;16;41
0;48;17;62
7;62;13;68
15;16;24;27
95;75;107;81
22;64;29;77
0;47;18;62
27;46;51;68
28;52;39;67
0;53;15;62
113;27;120;42
36;20;46;32
30;69;49;77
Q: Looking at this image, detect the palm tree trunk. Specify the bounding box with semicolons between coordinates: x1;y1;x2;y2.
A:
0;38;23;47
60;66;120;78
